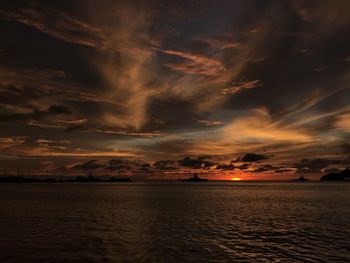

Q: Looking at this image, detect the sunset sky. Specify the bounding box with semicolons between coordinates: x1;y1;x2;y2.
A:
1;0;350;180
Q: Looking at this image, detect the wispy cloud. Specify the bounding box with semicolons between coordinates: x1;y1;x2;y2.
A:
0;4;105;48
86;128;164;138
221;80;261;95
221;108;314;144
0;136;26;149
197;120;223;126
199;37;245;50
157;49;225;77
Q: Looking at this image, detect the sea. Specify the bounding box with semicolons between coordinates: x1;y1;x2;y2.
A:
0;181;349;262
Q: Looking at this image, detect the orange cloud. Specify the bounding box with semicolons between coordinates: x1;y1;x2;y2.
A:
221;80;261;95
222;108;313;144
335;113;350;132
158;49;225;77
0;136;26;149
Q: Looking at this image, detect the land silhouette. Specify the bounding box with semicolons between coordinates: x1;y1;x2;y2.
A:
321;167;350;181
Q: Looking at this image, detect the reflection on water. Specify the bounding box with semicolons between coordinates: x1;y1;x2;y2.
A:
0;182;350;262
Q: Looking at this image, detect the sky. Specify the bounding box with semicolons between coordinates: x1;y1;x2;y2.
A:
1;0;350;180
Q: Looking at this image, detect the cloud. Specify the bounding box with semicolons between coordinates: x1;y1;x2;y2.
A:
0;67;112;106
157;49;225;77
0;67;145;134
0;103;71;123
197;120;223;126
90;5;161;131
64;125;85;133
0;4;105;48
274;168;295;174
153;160;177;170
335;113;350;132
57;118;88;125
221;80;261;95
237;163;250;170
199;37;244;50
105;159;134;171
250;164;281;173
292;0;350;27
342;143;350;154
0;136;26;149
1;142;140;158
251;167;269;173
178;156;215;169
241;153;269;162
35;138;71;150
294;158;343;173
216;163;235;170
73;160;105;170
71;159;147;172
85;128;164;138
47;104;71;115
221;108;314;144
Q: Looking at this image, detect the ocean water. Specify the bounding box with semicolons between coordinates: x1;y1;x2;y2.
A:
0;182;349;262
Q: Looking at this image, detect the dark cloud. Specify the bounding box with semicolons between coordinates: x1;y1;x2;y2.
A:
241;153;269;162
64;125;85;132
237;163;250;170
146;97;198;131
0;104;71;123
251;164;281;173
153;160;177;170
73;159;141;172
178;157;215;169
73;160;105;170
105;159;137;171
274;168;294;174
216;164;235;170
0;2;105;48
342;143;350;154
294;158;346;173
48;104;71;115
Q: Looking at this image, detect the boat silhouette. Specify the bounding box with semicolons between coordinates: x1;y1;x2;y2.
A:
292;175;308;181
181;174;208;182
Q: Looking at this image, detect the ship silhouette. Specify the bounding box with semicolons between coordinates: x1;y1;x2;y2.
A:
181;174;208;182
292;175;308;182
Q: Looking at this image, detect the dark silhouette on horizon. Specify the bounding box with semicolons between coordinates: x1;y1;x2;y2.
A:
180;174;208;182
292;175;309;182
321;167;350;181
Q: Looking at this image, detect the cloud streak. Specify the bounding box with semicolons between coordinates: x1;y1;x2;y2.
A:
0;4;105;48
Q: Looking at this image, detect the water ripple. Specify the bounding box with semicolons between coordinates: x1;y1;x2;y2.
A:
0;182;349;262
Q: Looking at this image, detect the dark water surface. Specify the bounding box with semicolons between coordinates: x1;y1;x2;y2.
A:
0;182;350;262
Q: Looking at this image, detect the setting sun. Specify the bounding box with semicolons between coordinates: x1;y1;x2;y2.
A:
231;177;241;181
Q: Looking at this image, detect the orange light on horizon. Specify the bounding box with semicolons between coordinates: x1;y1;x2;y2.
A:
231;177;241;181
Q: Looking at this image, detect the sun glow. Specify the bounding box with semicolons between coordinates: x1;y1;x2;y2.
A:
231;177;241;181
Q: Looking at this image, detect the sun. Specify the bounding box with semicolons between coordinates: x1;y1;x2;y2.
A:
231;177;241;181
